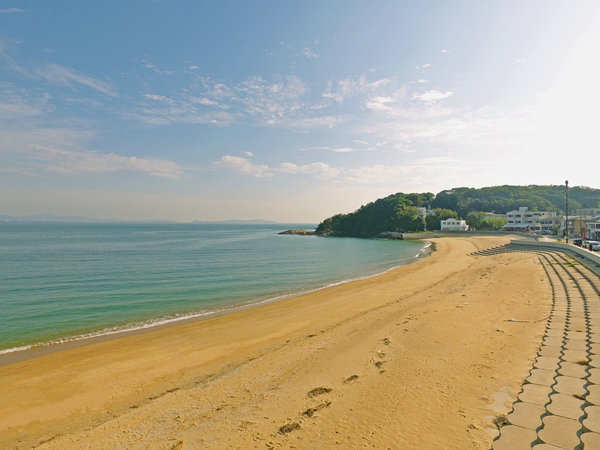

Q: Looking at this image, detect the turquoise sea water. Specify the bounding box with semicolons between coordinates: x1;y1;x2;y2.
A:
0;223;427;353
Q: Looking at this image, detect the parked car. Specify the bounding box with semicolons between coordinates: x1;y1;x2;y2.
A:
590;242;600;251
573;239;583;246
582;240;590;248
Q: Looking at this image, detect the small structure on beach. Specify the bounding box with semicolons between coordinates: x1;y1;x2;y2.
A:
440;218;469;231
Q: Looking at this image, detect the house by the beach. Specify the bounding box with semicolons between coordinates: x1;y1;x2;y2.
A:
560;216;589;238
503;206;557;234
441;218;469;231
586;216;600;240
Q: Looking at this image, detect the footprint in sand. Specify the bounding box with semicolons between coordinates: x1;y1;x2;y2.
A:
302;401;331;417
343;375;359;384
374;360;386;373
307;387;332;397
278;422;301;434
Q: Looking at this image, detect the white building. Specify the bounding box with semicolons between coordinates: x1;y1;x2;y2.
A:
503;207;557;234
441;218;469;231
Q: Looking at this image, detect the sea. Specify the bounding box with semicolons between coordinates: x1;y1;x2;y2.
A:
0;222;428;354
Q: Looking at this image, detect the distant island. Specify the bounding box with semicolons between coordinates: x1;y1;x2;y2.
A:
312;184;600;238
0;215;282;225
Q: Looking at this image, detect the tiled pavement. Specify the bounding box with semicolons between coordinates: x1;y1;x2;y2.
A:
471;244;600;449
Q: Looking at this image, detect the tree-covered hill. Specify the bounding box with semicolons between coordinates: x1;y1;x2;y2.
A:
315;192;433;237
432;185;600;217
315;185;600;237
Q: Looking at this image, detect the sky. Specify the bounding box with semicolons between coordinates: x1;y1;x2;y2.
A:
1;1;599;222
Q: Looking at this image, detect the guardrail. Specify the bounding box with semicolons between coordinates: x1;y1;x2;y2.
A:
510;239;600;274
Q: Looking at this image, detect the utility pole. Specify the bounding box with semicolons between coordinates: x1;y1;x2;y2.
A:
565;180;569;244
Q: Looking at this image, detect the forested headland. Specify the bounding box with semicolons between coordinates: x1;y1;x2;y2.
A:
314;185;600;237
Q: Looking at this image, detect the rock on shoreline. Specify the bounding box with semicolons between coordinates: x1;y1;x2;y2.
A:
278;229;316;236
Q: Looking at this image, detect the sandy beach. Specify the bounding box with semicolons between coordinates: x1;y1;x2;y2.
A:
0;235;551;449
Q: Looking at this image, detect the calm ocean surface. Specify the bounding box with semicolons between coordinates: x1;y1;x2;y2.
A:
0;223;427;353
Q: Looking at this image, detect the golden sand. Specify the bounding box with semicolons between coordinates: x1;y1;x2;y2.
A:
0;236;551;448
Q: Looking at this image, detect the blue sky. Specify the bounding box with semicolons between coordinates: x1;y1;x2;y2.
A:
1;1;599;222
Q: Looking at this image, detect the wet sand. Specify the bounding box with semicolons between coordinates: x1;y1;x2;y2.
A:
0;236;551;448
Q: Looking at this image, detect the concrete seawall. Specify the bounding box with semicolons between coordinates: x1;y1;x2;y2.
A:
510;239;600;275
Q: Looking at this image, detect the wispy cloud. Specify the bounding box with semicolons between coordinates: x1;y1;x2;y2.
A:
279;161;339;179
36;63;117;97
331;147;354;153
214;155;339;179
212;153;470;190
131;74;342;130
302;47;319;59
0;87;183;179
28;144;185;179
322;76;392;104
0;88;52;118
413;90;453;103
126;92;234;126
237;75;307;124
0;8;25;13
213;155;272;178
141;58;174;75
300;145;355;153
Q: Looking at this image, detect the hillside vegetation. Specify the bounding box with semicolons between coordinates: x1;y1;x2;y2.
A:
315;185;600;237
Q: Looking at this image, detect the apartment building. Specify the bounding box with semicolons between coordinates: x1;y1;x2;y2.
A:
503;206;557;234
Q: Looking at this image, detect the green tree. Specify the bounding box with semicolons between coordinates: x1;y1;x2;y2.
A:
478;217;506;230
465;211;486;229
426;208;458;231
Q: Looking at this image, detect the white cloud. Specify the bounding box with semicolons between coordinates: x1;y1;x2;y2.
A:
0;8;25;13
141;58;174;75
366;96;395;111
300;146;330;151
145;94;173;103
299;145;354;153
190;97;220;106
302;47;319;59
279;161;340;179
331;147;354;153
213;155;272;178
413;90;453;103
37;63;117;97
214;155;341;180
322;76;392;103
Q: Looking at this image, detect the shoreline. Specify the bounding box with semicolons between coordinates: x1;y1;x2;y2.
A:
0;235;551;448
0;240;432;366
